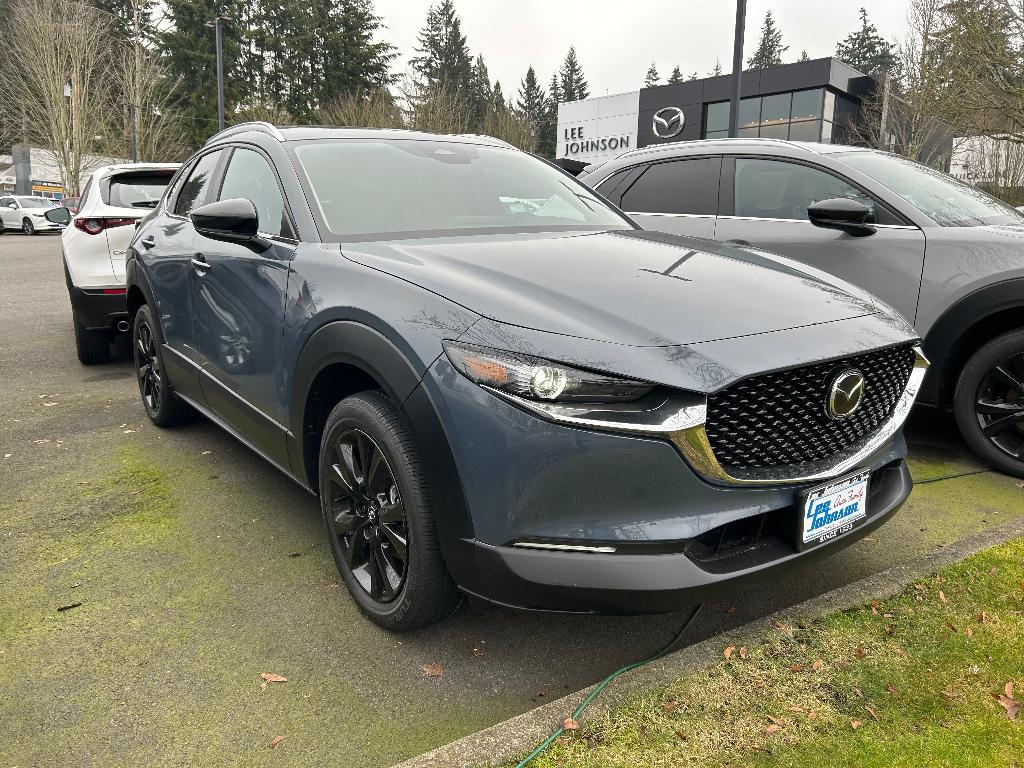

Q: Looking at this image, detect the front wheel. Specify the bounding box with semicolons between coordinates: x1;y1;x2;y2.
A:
22;218;36;235
319;391;459;630
133;304;191;427
954;329;1024;478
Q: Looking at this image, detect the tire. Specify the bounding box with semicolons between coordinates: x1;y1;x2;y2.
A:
72;310;111;365
133;304;191;427
319;391;460;630
954;329;1024;478
22;218;35;235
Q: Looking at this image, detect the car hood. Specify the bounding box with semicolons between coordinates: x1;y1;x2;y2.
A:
341;229;882;347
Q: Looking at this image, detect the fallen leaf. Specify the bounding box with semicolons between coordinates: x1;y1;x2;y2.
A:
787;705;806;714
812;659;823;671
886;684;898;694
870;601;879;615
764;724;783;735
850;719;863;730
938;590;948;603
997;695;1020;721
562;717;579;731
661;698;678;712
269;735;286;749
854;645;866;659
56;602;82;613
967;627;974;638
674;730;687;740
807;711;818;719
739;646;749;660
1006;682;1015;699
421;662;444;678
789;664;805;673
767;715;785;727
260;672;288;683
945;622;957;633
723;645;735;660
866;705;879;720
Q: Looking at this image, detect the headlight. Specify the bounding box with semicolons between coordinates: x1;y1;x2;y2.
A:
443;341;652;403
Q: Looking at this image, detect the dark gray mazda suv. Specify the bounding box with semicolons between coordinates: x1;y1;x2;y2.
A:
126;123;927;629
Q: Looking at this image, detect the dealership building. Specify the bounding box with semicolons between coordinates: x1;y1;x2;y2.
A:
557;57;877;168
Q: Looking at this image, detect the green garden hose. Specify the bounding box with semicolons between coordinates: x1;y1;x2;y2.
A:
514;603;705;767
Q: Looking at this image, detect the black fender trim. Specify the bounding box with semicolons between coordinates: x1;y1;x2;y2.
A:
288;322;477;587
920;278;1024;406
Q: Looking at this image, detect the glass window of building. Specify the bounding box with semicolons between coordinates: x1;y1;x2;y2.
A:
705;101;729;135
789;120;822;142
791;88;823;121
760;93;792;127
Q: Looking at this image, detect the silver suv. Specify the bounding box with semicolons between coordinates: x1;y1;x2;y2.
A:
580;139;1024;477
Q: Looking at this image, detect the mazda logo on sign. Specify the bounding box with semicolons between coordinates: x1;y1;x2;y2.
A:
652;107;685;139
827;370;866;420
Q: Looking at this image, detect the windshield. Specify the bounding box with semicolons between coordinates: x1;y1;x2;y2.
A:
293;139;631;241
108;172;174;209
834;150;1024;227
17;197;56;208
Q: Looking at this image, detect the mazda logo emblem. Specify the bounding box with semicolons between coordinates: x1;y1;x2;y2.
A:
827;370;866;420
652;107;685;139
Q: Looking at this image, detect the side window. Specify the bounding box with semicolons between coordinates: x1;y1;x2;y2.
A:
174;150;223;217
594;167;635;205
619;158;716;215
0;197;10;207
733;158;877;222
217;147;290;238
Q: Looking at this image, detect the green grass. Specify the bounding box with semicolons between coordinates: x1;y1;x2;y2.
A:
519;538;1024;767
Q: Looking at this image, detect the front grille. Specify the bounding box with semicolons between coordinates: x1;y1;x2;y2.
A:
705;344;916;472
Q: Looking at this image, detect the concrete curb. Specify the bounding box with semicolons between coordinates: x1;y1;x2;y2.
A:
394;516;1024;768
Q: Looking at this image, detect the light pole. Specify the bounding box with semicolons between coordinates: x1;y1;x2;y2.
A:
205;15;232;132
728;0;747;138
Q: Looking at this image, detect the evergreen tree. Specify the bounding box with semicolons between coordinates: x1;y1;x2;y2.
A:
710;58;723;77
537;73;560;158
667;65;683;84
468;53;492;129
689;71;698;80
644;62;659;87
322;0;397;102
834;7;897;76
558;46;588;101
548;72;561;104
411;0;473;97
89;0;155;41
160;0;245;148
799;49;810;61
491;80;505;112
747;10;788;69
516;65;546;135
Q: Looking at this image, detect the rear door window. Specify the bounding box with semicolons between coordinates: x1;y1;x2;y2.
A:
619;158;718;215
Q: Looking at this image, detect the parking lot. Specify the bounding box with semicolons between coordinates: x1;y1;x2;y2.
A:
2;232;1023;767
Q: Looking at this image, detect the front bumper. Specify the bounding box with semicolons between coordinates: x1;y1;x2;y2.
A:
465;459;911;613
423;355;914;612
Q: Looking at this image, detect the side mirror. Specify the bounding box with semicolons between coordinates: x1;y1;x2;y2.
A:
808;198;876;237
6;203;16;209
190;198;266;248
45;207;71;225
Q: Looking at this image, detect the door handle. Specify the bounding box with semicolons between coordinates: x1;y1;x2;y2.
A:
140;235;156;249
190;256;211;273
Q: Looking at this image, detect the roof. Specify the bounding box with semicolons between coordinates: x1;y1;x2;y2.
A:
205;121;515;148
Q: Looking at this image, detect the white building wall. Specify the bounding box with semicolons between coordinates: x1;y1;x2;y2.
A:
557;91;639;165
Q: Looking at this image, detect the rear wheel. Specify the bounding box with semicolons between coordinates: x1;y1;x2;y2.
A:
72;310;111;365
133;304;191;426
319;391;459;630
954;329;1024;478
22;218;35;235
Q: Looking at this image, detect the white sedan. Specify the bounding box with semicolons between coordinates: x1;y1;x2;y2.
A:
0;195;61;234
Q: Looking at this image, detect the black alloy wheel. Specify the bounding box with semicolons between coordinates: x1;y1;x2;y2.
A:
22;218;35;235
319;391;459;630
955;330;1024;478
327;427;409;602
132;304;191;427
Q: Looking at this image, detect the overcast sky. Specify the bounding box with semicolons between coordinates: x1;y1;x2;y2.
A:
373;0;910;98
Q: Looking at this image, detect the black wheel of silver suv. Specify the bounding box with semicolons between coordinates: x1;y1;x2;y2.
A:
318;391;459;631
955;329;1024;478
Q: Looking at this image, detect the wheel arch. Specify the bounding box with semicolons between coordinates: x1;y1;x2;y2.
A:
290;320;476;586
921;278;1024;407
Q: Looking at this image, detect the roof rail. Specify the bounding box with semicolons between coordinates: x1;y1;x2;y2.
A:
456;133;515;148
204;121;285;145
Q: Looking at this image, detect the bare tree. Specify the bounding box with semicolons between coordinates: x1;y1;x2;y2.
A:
0;0;115;195
317;90;405;129
953;134;1024;204
480;105;536;152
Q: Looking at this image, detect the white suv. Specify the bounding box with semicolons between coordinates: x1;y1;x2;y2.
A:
0;195;61;234
49;163;179;363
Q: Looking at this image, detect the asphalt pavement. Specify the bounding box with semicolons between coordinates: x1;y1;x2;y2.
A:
2;232;1022;767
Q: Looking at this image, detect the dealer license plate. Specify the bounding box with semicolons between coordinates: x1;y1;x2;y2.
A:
799;471;869;549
